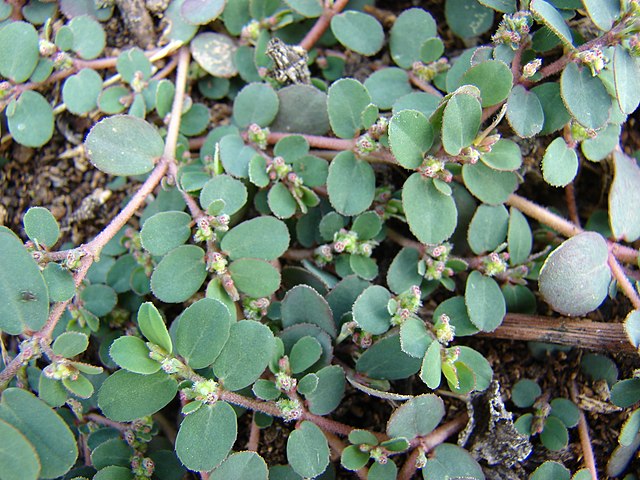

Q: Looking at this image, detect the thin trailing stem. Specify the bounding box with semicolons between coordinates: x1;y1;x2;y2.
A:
408;72;444;98
506;193;638;263
608;251;640;310
299;0;350;52
84;413;130;431
570;380;599;479
400;413;469;480
0;46;191;387
265;132;356;151
247;414;261;452
565;183;581;227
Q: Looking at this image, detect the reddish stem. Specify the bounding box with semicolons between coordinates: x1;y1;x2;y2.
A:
608;252;640;310
247;414;261;452
299;0;350;52
265;132;356;151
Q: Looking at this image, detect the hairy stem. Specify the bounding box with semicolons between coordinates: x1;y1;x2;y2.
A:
299;0;350;52
571;380;599;479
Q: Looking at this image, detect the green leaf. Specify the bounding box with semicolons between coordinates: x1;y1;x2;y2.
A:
42;263;75;302
478;0;516;12
98;370;178;421
560;62;611;130
0;227;49;335
175;401;237;471
613;46;640;114
625;310;640;349
0;21;39;82
393;92;441;118
190;32;237;77
458;346;492;391
268;182;298;219
90;438;133;470
23;207;60;247
508;207;533;265
219;134;258;178
69;15;105;59
327;79;371;139
325;275;370;324
540;416;569;451
283;0;323;17
151;245;207;303
550;398;580;428
137;302;172;354
530;0;572;46
98;86;130;114
533;82;571;134
468;204;509;254
0;418;40;480
270;85;331;136
512;379;541;407
620;409;640;446
62;68;103;115
287;421;330;478
233;83;280;128
539;232;611;316
181;0;226;24
352;285;392;335
369;461;398;480
461;60;513;107
341;445;369;471
420;339;442;388
213;320;275;391
0;388;77;478
581;353;619;386
94;465;134;480
140;211;192;256
388;110;434;169
229;258;282;297
116;47;152;84
420;443;484;480
7;91;54;148
109;336;160;374
327;151;375;216
387;394;444;439
462;161;518;204
609;150;640;242
583;0;620;31
465;270;505;332
200;175;248;216
402;173;458;244
507;85;544;138
364;68;412;110
304;365;345;415
581;123;620;162
180;103;210;136
210;451;268;480
52;332;89;358
611;378;640;408
175;298;231;370
330;11;384;56
434;296;479;336
481;139;522;171
390;8;437;68
386;248;421;295
290;336;323;374
356;335;422;380
542;137;579;187
85;115;164;176
442;93;482;155
221;216;289;261
350;254;378;281
282;285;336;338
400;317;433;358
530;461;571;480
445;0;494;38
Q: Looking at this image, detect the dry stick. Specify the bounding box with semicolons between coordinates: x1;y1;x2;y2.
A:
570;380;599;480
299;0;351;52
0;47;191;388
477;313;635;353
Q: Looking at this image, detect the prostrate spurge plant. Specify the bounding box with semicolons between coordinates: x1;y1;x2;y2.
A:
1;0;640;479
